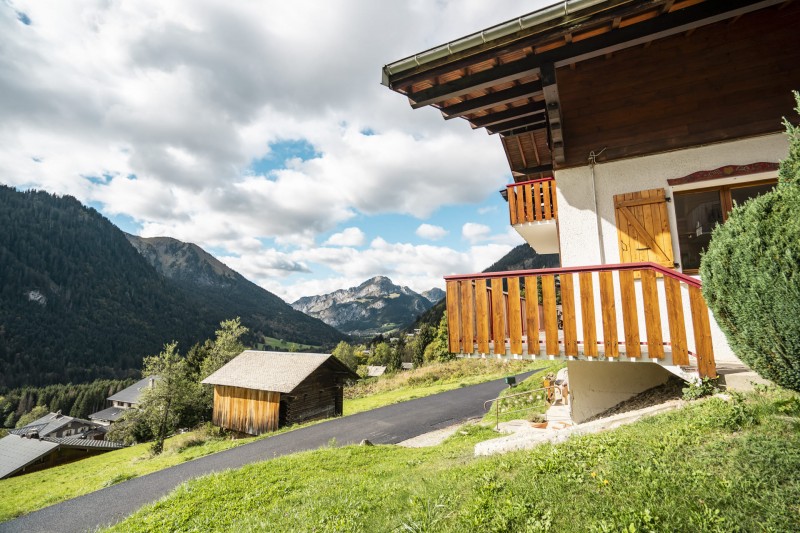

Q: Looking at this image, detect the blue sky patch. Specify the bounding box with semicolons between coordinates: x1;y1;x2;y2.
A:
250;139;320;175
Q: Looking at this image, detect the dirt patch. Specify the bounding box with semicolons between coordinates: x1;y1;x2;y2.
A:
583;376;685;423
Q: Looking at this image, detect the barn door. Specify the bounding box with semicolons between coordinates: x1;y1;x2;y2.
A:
613;188;674;268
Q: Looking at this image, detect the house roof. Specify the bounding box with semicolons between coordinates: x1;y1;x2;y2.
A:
0;434;125;479
108;376;159;404
382;0;779;172
88;407;127;423
9;412;95;438
366;365;386;377
0;435;60;479
201;351;359;393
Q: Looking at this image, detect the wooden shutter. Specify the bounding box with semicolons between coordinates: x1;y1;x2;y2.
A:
613;188;674;268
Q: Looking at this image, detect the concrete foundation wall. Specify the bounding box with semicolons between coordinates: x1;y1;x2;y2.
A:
567;361;675;423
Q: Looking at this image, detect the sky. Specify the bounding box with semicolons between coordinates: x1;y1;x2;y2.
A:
0;0;554;303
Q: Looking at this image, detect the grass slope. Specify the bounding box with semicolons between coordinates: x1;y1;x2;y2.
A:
107;388;800;532
0;359;529;522
345;359;544;415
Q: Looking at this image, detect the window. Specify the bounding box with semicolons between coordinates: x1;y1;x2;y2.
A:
674;180;776;272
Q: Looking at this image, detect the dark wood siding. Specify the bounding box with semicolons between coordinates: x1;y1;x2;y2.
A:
558;3;800;167
283;364;344;427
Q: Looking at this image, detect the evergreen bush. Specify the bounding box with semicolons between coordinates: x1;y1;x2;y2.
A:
700;92;800;391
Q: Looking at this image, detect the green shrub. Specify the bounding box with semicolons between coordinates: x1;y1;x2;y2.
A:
682;377;720;401
701;92;800;391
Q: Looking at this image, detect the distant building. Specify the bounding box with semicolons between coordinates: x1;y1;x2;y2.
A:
89;376;158;426
0;412;124;479
202;351;359;435
366;365;386;378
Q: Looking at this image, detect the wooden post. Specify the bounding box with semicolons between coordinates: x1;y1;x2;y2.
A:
689;286;716;378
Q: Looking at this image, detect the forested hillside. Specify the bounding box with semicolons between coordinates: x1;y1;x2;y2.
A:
127;236;347;348
0;186;344;389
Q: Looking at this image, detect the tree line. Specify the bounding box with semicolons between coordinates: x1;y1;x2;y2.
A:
332;315;452;375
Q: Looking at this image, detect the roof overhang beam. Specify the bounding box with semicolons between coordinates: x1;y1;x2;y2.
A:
441;82;542;120
408;63;540;108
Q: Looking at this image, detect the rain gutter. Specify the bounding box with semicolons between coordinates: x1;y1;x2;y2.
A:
381;0;611;86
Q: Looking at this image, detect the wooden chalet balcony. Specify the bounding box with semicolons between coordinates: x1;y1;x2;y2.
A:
507;178;559;254
444;263;716;378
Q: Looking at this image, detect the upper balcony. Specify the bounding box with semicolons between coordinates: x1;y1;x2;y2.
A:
506;178;559;254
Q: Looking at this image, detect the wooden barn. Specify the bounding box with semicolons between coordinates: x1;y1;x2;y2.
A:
201;351;359;435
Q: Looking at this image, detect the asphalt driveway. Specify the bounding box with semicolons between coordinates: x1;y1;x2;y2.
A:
0;370;535;533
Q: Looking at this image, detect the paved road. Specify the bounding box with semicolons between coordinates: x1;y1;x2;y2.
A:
1;371;534;533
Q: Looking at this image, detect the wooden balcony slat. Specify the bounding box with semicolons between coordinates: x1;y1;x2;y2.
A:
508;277;523;355
551;181;558;219
533;182;542;221
599;271;619;357
664;276;689;365
475;279;490;354
542;274;559;355
619;269;641;357
524;184;534;222
446;280;461;353
460;280;475;355
579;272;598;357
641;269;664;359
524;276;540;356
491;278;506;355
515;187;525;226
561;273;578;356
689;286;716;378
508;186;518;225
542;181;553;220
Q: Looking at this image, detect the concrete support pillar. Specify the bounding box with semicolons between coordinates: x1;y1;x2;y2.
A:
567;361;675;423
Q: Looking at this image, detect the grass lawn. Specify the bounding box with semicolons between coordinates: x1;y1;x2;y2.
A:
255;336;319;351
0;429;258;522
345;358;544;415
0;358;531;522
106;387;800;532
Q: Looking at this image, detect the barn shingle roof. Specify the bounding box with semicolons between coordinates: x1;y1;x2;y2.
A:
0;435;60;479
201;351;357;393
107;376;159;404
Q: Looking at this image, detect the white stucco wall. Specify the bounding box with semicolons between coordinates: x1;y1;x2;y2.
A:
553;133;788;364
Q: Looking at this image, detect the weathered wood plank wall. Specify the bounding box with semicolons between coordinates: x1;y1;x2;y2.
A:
212;385;280;435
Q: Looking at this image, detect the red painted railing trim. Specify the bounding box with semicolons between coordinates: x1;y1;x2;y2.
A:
444;262;701;288
506;177;554;188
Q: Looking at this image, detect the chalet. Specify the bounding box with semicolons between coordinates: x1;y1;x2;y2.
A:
201;351;359;435
0;412;124;479
383;0;800;421
89;376;158;425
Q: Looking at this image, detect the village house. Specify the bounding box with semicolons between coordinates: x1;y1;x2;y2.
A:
88;376;158;426
383;0;800;421
0;412;124;479
202;351;359;435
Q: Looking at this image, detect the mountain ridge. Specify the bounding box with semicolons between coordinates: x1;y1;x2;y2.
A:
292;276;434;337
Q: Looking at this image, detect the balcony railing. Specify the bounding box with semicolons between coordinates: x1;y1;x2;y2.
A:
444;262;716;378
507;177;557;225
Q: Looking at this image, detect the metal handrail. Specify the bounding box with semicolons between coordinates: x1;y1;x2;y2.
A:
506;176;554;188
444;261;701;288
484;385;555;430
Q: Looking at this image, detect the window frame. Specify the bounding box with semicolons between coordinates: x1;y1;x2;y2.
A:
674;178;777;274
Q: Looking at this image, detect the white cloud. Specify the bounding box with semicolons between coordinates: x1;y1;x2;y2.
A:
324;227;365;247
0;0;552;298
462;222;491;243
415;223;448;241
